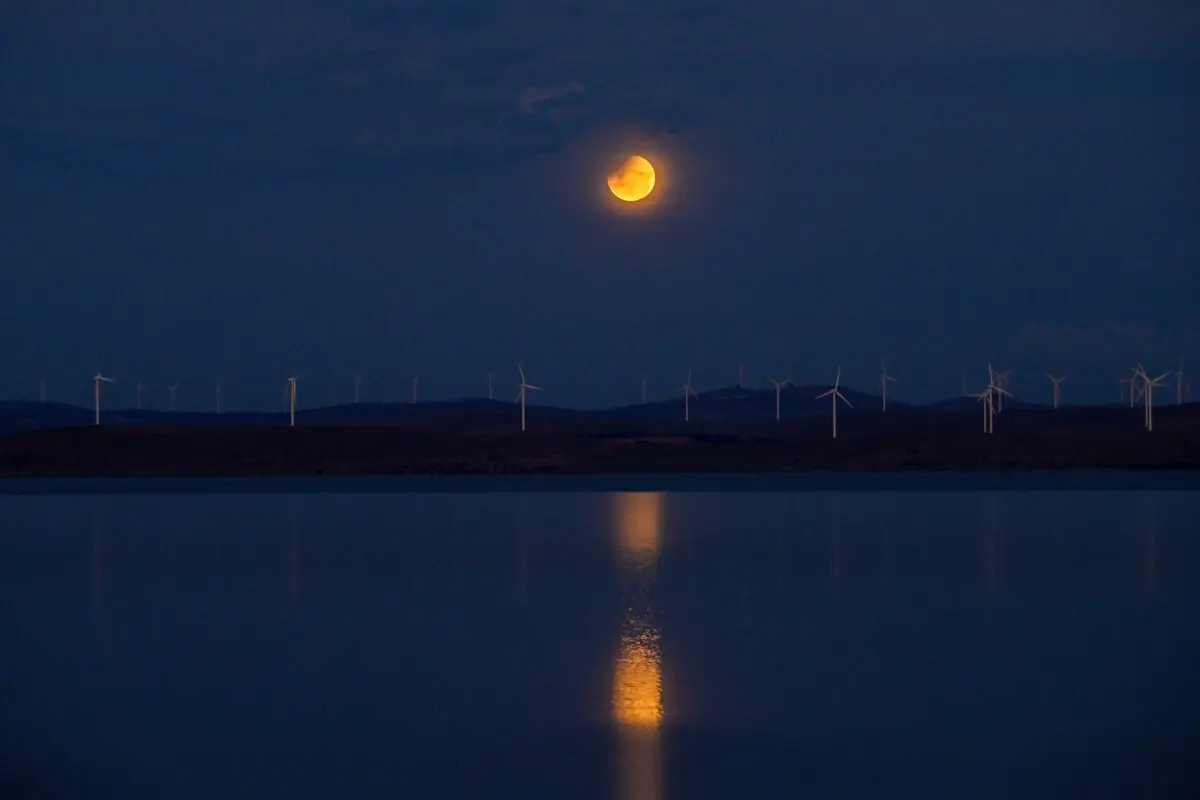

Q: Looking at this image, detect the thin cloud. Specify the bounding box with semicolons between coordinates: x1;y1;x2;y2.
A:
519;82;585;114
3;0;1196;179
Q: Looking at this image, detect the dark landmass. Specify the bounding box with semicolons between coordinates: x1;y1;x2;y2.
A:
0;383;1057;435
1;400;1197;476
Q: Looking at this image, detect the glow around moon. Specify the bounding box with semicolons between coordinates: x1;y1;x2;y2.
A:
607;155;656;203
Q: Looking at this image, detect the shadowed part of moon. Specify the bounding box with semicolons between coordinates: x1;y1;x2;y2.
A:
607;156;656;202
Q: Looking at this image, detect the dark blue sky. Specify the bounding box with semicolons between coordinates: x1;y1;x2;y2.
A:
3;1;1198;409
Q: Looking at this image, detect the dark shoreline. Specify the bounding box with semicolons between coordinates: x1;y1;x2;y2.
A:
1;423;1197;478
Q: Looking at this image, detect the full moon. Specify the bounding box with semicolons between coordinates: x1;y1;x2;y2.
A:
607;155;656;202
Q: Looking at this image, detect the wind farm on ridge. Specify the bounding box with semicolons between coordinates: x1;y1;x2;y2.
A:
1;356;1197;477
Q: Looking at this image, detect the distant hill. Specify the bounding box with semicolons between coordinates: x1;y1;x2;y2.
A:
0;385;1188;435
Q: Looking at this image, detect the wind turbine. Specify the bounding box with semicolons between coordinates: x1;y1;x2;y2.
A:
287;375;298;427
1128;364;1149;411
1044;372;1067;409
354;374;361;404
168;382;180;411
1134;365;1169;432
487;372;495;401
39;379;46;404
984;362;1000;403
681;369;697;422
992;368;1013;412
135;379;146;410
411;376;419;404
988;381;1008;422
879;362;896;412
974;375;1010;434
738;362;745;388
516;363;542;432
972;386;995;434
641;376;648;405
975;365;1011;433
1119;374;1136;407
815;368;852;439
767;375;788;421
216;380;223;414
92;370;115;426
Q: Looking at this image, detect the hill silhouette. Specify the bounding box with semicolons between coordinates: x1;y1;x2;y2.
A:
1;385;1197;476
0;383;1092;435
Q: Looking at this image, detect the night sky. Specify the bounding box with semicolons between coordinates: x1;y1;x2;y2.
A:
3;1;1198;409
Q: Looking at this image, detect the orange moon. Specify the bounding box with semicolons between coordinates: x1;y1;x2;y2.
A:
607;155;656;202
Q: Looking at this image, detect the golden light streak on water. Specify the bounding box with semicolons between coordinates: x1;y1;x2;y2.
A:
611;492;665;800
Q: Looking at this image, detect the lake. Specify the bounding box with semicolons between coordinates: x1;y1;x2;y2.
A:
2;476;1198;798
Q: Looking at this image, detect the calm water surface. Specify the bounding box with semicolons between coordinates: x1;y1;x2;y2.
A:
2;481;1198;798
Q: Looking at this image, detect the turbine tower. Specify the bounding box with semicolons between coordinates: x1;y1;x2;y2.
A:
216;380;222;414
487;372;495;401
681;370;697;422
287;376;298;427
92;370;115;426
39;379;46;404
354;374;361;404
1135;365;1169;432
815;368;852;439
767;375;788;421
738;362;745;388
1044;372;1067;410
992;368;1014;412
879;361;896;412
973;373;1010;434
973;386;995;434
641;376;648;405
411;376;419;404
516;363;542;432
168;382;180;411
1119;374;1136;407
135;379;146;410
